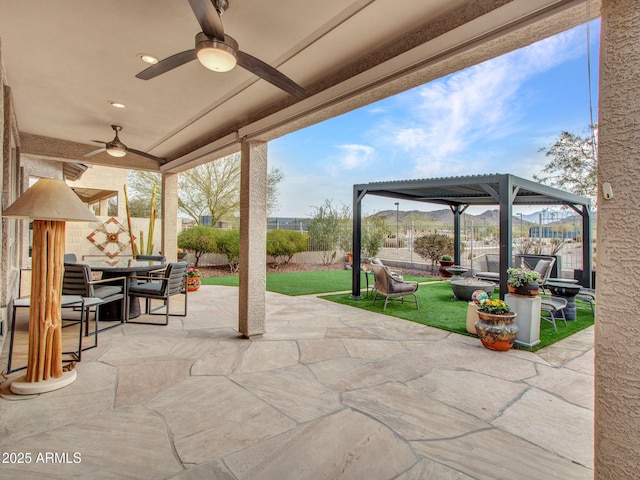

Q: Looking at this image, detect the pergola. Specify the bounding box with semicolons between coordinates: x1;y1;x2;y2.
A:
351;173;593;298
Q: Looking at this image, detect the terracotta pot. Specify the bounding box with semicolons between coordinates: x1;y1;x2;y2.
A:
346;252;353;263
439;260;455;277
507;281;539;297
475;311;519;351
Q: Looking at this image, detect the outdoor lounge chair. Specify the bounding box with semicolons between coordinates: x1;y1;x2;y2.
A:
370;264;419;311
576;287;596;316
540;296;568;332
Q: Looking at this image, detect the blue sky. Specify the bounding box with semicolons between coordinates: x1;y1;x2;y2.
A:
270;20;600;218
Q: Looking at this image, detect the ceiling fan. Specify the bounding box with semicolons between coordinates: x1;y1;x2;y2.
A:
83;125;166;163
135;0;305;97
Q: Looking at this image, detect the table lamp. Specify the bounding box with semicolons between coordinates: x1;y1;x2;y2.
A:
2;178;98;394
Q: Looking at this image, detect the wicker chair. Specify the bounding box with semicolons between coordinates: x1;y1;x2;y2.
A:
370;264;419;311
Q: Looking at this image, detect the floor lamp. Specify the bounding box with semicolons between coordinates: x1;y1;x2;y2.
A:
3;178;98;395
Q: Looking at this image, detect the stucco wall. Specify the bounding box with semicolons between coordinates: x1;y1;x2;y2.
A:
65;216;164;261
595;0;640;477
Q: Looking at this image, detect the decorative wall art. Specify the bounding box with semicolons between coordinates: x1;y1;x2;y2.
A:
86;217;132;258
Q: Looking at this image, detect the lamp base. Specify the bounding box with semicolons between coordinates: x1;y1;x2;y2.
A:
9;370;77;395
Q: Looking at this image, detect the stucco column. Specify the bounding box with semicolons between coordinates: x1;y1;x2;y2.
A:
161;172;179;262
238;140;267;338
596;1;640;477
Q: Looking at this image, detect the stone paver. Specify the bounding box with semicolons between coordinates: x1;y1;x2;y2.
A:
0;285;594;479
223;409;416;480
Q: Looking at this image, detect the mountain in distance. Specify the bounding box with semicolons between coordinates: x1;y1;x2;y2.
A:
371;208;588;226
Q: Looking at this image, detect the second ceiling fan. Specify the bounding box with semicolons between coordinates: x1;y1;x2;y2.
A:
136;0;305;97
84;125;166;163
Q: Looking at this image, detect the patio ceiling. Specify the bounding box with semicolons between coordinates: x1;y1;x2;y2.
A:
1;0;599;174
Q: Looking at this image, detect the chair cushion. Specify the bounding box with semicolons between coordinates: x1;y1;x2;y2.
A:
129;281;163;296
390;282;417;294
93;284;123;299
534;259;551;277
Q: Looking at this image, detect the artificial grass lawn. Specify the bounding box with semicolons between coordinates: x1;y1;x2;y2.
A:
320;281;595;351
201;269;435;296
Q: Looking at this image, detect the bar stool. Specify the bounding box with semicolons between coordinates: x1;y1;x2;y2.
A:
6;295;102;374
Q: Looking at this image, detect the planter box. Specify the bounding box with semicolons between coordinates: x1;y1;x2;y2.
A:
505;294;541;348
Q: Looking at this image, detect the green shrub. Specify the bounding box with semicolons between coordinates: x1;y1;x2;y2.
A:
414;234;454;271
267;229;307;265
362;216;390;258
177;225;217;267
216;229;240;272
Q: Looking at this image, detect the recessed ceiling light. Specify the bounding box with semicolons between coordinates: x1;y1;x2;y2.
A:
139;53;159;65
109;101;126;109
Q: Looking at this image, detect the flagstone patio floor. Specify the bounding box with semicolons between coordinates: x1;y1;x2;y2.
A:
0;285;594;479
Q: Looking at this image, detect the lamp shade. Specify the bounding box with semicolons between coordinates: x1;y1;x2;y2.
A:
2;178;99;222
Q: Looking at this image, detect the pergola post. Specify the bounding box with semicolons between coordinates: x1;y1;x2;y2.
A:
581;204;593;288
451;204;467;266
498;175;513;299
351;186;365;299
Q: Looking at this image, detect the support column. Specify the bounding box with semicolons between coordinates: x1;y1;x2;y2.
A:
161;172;179;262
351;187;365;299
239;140;267;338
498;175;513;300
596;1;640;477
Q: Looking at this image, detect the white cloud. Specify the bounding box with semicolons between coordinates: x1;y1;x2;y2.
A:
326;144;376;175
372;26;587;177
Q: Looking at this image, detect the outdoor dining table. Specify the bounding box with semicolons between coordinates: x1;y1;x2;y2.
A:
83;258;166;320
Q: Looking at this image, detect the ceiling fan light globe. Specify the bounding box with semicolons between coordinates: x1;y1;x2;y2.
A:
195;33;237;72
105;144;127;157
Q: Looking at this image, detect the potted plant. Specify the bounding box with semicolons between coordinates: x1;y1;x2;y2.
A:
507;267;541;296
184;266;203;291
439;254;455;277
474;298;519;351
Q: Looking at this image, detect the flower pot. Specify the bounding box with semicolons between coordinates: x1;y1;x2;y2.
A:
346;252;353;263
184;275;202;292
439;260;455;277
507;280;539;297
475;311;519;351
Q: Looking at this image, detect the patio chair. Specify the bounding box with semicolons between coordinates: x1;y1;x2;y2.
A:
532;258;556;292
6;294;103;373
576;287;596;316
540;296;567;332
62;262;127;342
370;264;419;311
127;261;189;325
362;258;402;297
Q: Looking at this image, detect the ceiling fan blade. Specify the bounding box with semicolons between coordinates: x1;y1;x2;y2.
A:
91;140;108;144
83;147;106;158
188;0;225;40
136;50;198;80
127;148;167;164
237;51;305;97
